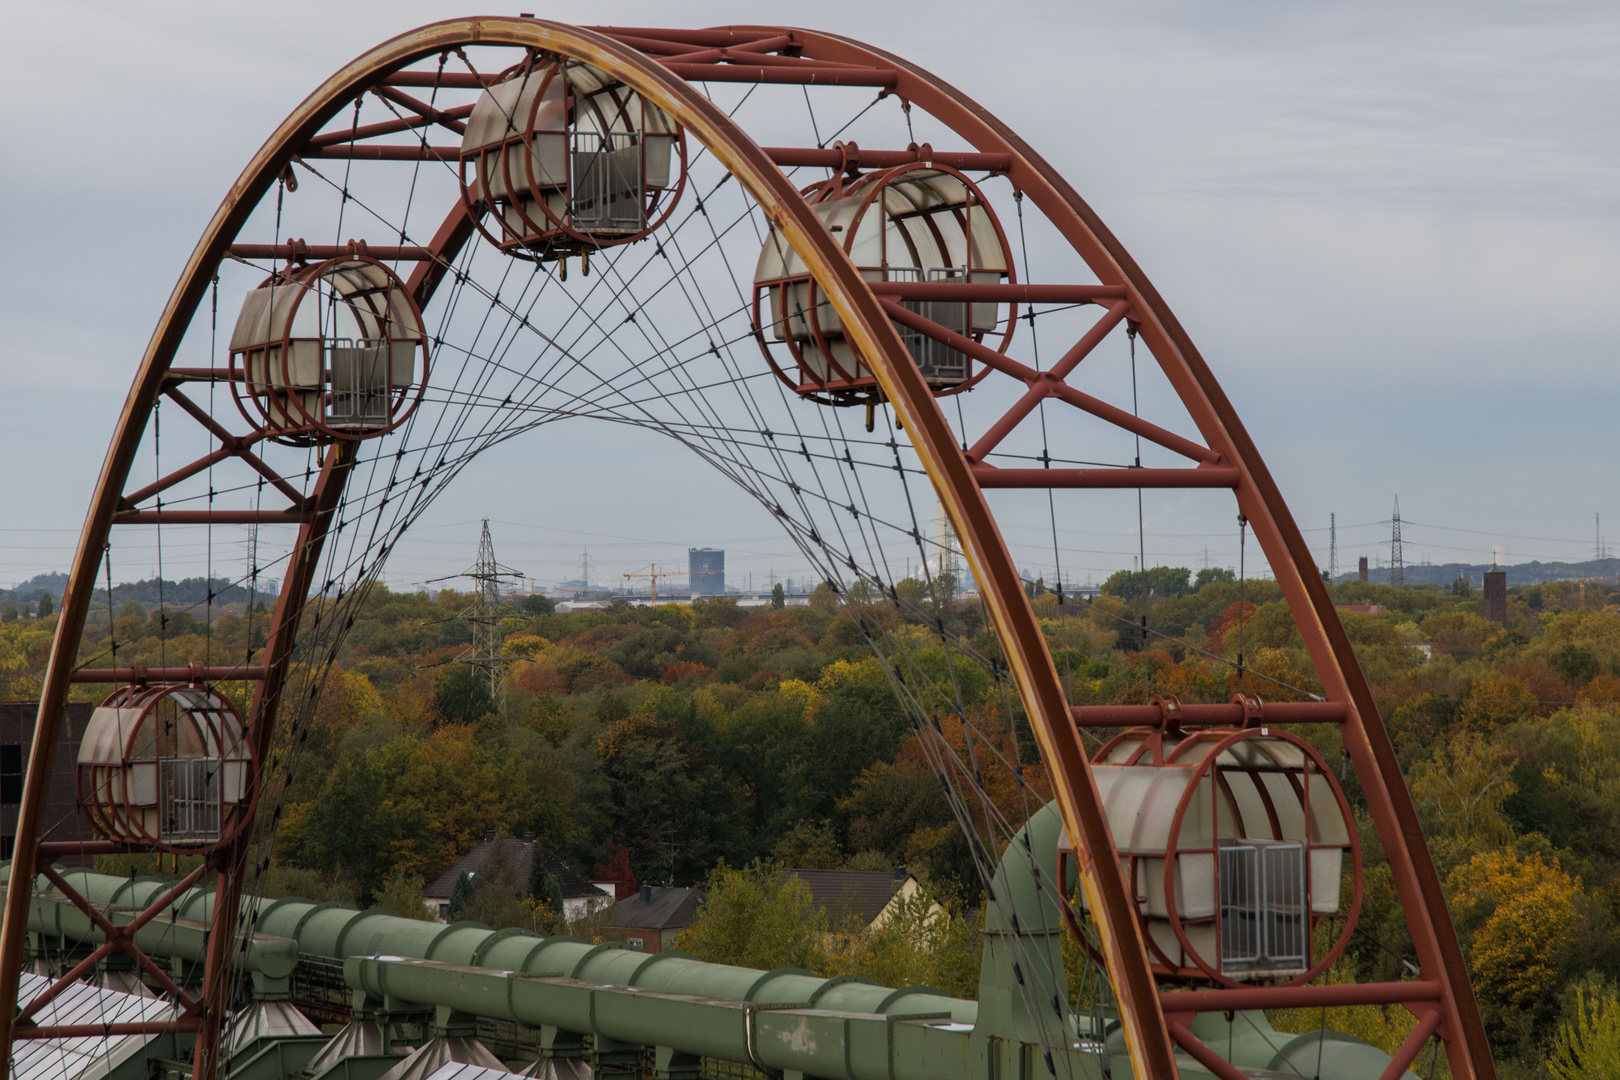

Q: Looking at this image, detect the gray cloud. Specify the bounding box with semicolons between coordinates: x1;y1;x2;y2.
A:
3;0;1616;586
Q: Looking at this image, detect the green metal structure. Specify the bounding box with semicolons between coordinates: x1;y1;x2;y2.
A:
4;805;1410;1080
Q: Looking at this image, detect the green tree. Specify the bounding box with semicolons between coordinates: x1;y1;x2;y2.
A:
1550;643;1602;687
448;872;476;919
1;606;15;624
1549;981;1620;1080
528;864;565;915
772;820;844;869
838;757;952;862
302;755;395;900
374;869;435;921
678;861;826;970
36;593;52;617
771;583;785;610
519;594;556;616
435;664;496;725
1194;567;1235;591
824;886;979;999
1409;732;1518;845
1101;566;1192;601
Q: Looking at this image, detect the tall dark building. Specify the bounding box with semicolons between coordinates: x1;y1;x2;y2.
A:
1482;569;1507;624
689;548;725;596
0;700;96;865
1358;556;1369;583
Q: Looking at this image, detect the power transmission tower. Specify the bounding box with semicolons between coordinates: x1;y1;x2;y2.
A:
934;497;963;580
458;520;523;713
244;524;259;603
1390;498;1405;589
577;548;593;594
1328;514;1338;581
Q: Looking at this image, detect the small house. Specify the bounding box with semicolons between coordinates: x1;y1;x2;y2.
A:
607;885;703;952
424;832;610;923
787;867;940;930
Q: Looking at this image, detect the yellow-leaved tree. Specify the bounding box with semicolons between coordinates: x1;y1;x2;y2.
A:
1448;850;1583;1041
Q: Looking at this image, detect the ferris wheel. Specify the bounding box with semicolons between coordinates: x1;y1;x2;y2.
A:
0;20;1492;1080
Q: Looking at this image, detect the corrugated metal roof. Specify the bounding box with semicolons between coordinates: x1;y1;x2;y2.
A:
12;970;174;1080
227;998;321;1054
419;1063;517;1080
383;1039;508;1080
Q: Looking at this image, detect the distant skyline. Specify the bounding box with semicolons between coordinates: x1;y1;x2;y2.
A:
4;2;1618;593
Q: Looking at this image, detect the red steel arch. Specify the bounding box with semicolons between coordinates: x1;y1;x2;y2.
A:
0;19;1493;1080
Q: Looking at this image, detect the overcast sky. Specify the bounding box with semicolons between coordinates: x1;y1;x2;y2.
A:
3;1;1617;593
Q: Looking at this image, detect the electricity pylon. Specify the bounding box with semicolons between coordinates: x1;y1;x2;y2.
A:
458;520;524;713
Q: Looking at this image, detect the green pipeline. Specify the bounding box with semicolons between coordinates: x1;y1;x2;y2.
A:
1;804;1412;1079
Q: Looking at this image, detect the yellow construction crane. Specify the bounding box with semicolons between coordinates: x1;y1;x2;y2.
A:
623;563;675;603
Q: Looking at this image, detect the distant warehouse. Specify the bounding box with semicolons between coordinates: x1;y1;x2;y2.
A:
689;547;724;597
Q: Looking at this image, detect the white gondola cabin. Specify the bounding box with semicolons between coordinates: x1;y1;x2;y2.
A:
460;60;683;255
1062;718;1359;985
228;256;428;442
753;163;1013;403
77;684;254;851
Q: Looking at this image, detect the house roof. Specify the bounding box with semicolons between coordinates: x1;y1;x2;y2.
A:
608;886;703;930
425;836;603;902
786;869;903;926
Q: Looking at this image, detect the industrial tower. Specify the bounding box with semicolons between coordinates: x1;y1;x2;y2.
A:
1390;497;1405;588
1328;513;1338;581
458;519;522;711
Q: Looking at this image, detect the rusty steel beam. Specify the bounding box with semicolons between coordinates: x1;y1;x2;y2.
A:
765;147;1013;172
192;442;353;1080
157;388;310;510
972;465;1239;489
964;301;1132;462
111;509;311;525
70;665;268;684
118;445;240;509
869;281;1125;303
661;39;801;65
1159;981;1441;1016
373;85;470;131
591;27;790;48
16;1021;204;1039
1165;1023;1252;1080
303;143;459;161
38;840;189;856
1;19;1495;1080
784;25;1492;1078
881;299;1223;470
228;242;435;262
1070;701;1349;727
657;62;896;86
165;367;243;383
20;864;206;1023
382;71;494;89
306;104;472;148
605;30;796;57
1381;1010;1445;1080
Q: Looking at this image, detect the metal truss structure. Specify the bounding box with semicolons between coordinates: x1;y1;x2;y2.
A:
0;20;1493;1080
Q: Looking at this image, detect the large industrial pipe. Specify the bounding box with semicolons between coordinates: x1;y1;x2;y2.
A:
3;804;1414;1080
